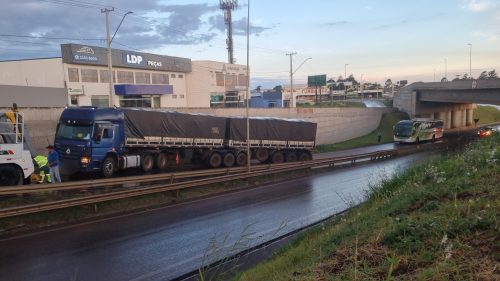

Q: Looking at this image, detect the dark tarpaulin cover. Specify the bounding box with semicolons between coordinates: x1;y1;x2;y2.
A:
229;117;317;142
123;109;227;139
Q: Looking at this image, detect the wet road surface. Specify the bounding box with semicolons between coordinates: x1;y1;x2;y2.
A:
0;153;430;281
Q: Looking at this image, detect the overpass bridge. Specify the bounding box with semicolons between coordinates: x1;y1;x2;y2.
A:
394;79;500;129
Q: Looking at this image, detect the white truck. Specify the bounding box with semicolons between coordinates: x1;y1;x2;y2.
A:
0;112;34;186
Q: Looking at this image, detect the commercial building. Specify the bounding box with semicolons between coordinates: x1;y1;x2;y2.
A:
187;60;248;108
0;44;248;108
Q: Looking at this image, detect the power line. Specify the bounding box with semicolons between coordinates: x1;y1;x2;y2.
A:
0;34;103;41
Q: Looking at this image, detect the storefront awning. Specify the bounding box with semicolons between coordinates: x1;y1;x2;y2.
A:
114;84;173;95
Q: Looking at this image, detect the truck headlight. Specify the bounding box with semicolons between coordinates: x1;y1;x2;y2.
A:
81;156;90;164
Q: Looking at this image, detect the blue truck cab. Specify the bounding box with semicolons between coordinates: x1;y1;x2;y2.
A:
55;107;125;176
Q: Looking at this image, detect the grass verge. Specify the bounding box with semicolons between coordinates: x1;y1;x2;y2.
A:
315;111;409;152
236;135;500;280
474;105;500;125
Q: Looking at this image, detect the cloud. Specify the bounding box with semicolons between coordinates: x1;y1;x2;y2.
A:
462;0;493;12
473;31;499;41
375;14;444;29
0;0;272;60
324;21;349;27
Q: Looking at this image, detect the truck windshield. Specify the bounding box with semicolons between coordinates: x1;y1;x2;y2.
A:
56;124;93;141
394;123;414;137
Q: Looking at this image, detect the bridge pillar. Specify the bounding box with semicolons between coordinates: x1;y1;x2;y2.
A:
445;111;452;129
437;111;447;124
466;109;473;126
451;110;463;128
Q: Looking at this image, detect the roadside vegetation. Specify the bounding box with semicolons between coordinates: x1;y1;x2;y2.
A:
315;112;409;152
297;100;366;108
474;105;500;125
236;135;500;280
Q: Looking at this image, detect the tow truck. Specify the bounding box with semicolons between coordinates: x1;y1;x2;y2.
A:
0;112;34;186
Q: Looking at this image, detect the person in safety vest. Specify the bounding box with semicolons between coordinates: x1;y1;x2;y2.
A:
33;155;52;184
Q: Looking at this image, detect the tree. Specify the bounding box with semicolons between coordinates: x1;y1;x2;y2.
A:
462;73;469;80
256;85;262;92
488;69;498;79
441;77;448;83
399;80;408;87
385;79;392;88
337;75;344;82
478;71;488;80
273;85;283;92
347;74;359;85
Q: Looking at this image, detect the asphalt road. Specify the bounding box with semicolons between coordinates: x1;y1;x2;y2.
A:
0;150;430;281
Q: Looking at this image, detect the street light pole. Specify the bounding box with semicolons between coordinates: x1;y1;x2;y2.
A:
344;63;349;99
102;8;132;108
444;58;447;81
467;43;472;79
245;0;251;172
102;7;114;107
286;52;297;107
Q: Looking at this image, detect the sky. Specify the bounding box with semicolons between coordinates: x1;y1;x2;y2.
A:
1;0;499;88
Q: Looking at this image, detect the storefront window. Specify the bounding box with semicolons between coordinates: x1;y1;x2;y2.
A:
81;69;98;83
119;95;153;108
70;95;78;106
99;70;116;83
91;95;109;107
152;73;169;84
68;68;79;82
135;72;151;84
117;71;134;83
215;72;224;86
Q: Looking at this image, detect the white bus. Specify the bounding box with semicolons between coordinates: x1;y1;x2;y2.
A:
394;119;444;144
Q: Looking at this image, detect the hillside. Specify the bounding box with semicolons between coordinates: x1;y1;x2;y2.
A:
237;135;500;280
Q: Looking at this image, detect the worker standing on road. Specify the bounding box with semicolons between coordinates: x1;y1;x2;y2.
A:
377;130;382;143
46;145;62;183
33;155;52;183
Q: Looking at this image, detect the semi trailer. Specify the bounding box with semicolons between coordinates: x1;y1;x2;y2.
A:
55;107;317;177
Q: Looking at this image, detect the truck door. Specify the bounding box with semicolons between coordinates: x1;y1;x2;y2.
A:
92;123;116;169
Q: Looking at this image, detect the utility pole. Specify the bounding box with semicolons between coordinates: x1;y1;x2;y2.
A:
220;0;238;64
468;43;472;79
286;52;297;107
245;0;250;172
102;7;114;107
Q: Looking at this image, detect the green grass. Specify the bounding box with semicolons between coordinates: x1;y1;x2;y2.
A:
236;135;500;281
315;111;409;152
474;105;500;125
297;101;366;108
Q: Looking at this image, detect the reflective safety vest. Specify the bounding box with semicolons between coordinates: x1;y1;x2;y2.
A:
34;155;48;167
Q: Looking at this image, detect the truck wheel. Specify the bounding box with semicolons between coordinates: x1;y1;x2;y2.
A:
0;166;22;186
431;135;436;143
254;149;269;163
285;152;298;162
298;152;312;161
156;153;168;170
101;157;116;178
207;152;222;168
235;152;247;167
223;152;235;167
271;151;284;164
142;154;154;172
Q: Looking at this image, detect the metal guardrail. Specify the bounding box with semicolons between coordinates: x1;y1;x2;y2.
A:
0;144;446;219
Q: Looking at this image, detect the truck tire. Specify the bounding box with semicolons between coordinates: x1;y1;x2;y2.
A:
142;154;154;172
254;149;269;163
235;152;247;167
271;151;284;164
101;157;116;178
431;135;436;143
0;166;22;186
285;152;298;162
156;153;168;170
223;152;235;167
207;152;222;168
298;151;312;161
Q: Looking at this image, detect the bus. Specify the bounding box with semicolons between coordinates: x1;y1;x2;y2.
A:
394;119;444;144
